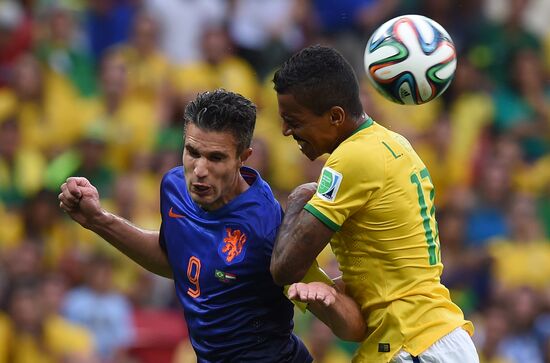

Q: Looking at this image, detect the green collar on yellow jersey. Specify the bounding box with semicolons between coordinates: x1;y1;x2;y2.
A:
350;116;373;137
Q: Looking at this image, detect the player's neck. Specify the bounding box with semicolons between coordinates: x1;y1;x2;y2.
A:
332;113;370;152
354;112;369;129
219;174;250;208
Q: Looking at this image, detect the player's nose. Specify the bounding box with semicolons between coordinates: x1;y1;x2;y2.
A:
193;158;208;178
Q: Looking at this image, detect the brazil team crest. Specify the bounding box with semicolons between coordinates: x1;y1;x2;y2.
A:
218;226;248;265
317;167;342;202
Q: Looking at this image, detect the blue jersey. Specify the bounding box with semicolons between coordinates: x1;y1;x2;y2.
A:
159;166;312;363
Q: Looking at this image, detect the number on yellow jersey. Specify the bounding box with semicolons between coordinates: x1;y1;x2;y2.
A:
410;168;440;265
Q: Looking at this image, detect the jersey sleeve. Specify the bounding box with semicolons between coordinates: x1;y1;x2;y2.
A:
159;223;167;253
159;173;168;253
304;139;385;231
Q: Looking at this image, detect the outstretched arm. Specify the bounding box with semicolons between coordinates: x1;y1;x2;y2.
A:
271;183;334;285
59;177;172;278
288;281;366;341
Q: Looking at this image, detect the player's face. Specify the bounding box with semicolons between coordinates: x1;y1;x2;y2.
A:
183;124;249;211
277;93;336;160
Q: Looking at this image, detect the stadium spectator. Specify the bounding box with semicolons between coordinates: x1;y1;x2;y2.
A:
228;0;304;80
0;54;85;156
439;208;492;315
2;278;98;363
0;0;33;88
474;304;514;363
491;48;550;161
144;0;226;65
467;0;542;88
83;0;136;63
34;4;98;98
117;10;172;122
499;287;546;363
81;48;159;172
466;159;512;247
0;117;46;209
63;253;135;362
487;193;550;296
171;23;260;105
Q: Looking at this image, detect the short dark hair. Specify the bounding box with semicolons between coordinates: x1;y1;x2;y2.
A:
273;45;363;118
183;89;256;155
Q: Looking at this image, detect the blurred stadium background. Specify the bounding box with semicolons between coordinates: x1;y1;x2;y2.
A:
0;0;549;362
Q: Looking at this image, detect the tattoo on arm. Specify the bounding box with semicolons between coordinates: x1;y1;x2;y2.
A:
271;208;333;285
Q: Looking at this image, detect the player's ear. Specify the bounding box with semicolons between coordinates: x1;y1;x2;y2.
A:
239;147;253;164
328;106;345;126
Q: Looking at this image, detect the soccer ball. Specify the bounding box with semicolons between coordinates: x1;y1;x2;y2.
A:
363;14;457;105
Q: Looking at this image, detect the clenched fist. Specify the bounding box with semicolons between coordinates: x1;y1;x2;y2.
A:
59;177;104;228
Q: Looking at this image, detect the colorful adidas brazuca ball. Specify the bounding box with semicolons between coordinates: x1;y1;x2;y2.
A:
363;14;457;105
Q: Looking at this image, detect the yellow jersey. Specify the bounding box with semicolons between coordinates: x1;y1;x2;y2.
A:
6;315;95;363
304;119;473;363
489;238;550;291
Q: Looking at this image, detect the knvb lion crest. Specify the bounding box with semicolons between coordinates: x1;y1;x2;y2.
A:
218;227;247;264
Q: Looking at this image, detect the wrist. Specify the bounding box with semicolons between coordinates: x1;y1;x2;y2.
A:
86;209;113;230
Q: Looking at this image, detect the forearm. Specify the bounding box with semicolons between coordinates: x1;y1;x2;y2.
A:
272;210;335;285
307;288;366;342
88;211;172;278
272;209;316;284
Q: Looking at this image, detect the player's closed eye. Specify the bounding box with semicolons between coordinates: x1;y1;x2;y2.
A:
282;117;299;129
208;154;225;162
186;146;201;159
188;151;200;159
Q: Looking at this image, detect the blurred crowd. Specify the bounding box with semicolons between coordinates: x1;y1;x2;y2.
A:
0;0;549;362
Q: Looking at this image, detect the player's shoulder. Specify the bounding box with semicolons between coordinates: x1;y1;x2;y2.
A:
160;166;186;199
242;167;281;210
161;166;184;185
335;119;381;152
238;168;283;229
329;124;386;171
255;179;281;209
324;121;411;190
